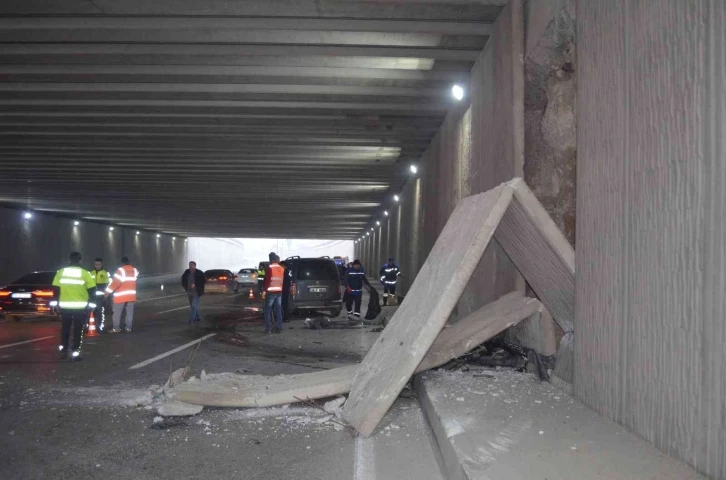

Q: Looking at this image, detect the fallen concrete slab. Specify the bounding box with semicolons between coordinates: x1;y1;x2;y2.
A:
417;292;541;372
169;291;540;409
415;370;705;480
170;364;359;408
342;185;515;437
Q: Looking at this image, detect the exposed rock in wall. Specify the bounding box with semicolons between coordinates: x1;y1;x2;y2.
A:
524;1;576;246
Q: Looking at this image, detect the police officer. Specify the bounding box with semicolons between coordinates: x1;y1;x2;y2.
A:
257;262;266;294
88;257;109;333
379;257;402;306
52;252;97;362
344;259;372;319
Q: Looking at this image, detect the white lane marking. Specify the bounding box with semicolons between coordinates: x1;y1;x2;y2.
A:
0;336;55;350
354;435;376;480
154;292;246;315
129;333;216;370
154;305;190;315
135;293;186;304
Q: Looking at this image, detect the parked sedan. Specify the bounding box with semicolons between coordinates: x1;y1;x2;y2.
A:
0;271;58;321
235;268;258;287
203;269;238;294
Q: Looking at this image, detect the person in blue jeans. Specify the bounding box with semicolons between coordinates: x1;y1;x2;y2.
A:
263;252;285;334
181;261;205;324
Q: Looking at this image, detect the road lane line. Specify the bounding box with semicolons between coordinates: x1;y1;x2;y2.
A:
136;293;186;304
154;293;247;315
0;336;55;350
154;305;190;315
129;333;217;370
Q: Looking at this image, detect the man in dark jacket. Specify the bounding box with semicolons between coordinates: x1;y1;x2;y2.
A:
344;259;372;319
181;261;205;324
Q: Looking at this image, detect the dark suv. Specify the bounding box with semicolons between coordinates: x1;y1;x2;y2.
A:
280;257;342;318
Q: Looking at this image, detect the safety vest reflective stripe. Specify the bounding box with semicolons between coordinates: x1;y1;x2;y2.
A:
113;290;137;297
53;267;95;305
384;281;397;285
107;265;138;303
95;291;105;296
348;272;365;275
267;264;284;292
59;301;89;308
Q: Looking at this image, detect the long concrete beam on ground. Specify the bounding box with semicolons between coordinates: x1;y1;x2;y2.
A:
170;291;540;407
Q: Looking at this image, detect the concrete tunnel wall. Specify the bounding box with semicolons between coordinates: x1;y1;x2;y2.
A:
575;0;725;478
356;0;577;323
0;205;187;285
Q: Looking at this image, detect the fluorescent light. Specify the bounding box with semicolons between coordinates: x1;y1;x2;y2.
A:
383;211;388;216
410;164;418;174
73;220;80;226
109;226;114;231
23;212;32;220
452;84;465;101
394;195;400;202
184;239;188;242
376;221;380;226
172;237;176;240
366;232;370;236
135;231;140;235
156;234;161;238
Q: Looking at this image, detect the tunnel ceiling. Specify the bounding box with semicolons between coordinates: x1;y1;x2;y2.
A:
0;0;502;238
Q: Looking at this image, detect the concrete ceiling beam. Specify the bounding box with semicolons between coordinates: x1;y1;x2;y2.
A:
0;44;481;61
0;82;451;97
0;0;507;21
0;16;492;36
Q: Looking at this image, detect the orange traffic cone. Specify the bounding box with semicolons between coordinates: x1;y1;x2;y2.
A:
249;288;254;299
87;312;99;337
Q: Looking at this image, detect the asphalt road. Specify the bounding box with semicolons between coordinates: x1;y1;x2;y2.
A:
0;285;443;480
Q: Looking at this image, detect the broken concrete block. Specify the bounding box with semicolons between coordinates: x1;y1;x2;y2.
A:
343;184;515;437
157;401;204;417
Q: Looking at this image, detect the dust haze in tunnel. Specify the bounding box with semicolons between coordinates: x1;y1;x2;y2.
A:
186;238;354;272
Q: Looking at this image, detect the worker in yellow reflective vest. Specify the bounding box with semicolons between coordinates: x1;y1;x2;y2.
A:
88;257;110;333
52;252;97;362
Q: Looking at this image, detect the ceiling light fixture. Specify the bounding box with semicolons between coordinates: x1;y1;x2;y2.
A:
393;195;400;202
410;164;418;174
156;234;161;238
73;220;80;226
452;84;465;101
109;226;114;231
23;212;32;220
383;211;389;216
136;231;140;235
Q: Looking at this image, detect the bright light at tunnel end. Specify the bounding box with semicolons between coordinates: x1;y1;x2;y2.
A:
452;84;465;101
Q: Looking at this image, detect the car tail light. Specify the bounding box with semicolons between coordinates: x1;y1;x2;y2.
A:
291;283;296;296
32;290;54;297
0;290;10;297
219;276;227;281
37;307;51;312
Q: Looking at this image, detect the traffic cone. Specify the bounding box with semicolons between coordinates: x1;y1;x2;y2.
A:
249;288;254;299
87;312;99;337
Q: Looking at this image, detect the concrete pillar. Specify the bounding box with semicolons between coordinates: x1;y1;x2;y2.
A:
575;1;725;477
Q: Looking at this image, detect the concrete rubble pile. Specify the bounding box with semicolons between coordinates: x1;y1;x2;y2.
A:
158;178;575;437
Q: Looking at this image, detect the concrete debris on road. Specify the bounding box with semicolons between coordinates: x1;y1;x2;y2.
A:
151;179;574;438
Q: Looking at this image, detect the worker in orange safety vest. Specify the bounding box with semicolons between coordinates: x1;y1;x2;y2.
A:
105;256;138;333
263;252;285;334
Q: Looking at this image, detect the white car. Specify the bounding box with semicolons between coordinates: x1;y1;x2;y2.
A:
235;268;258;287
